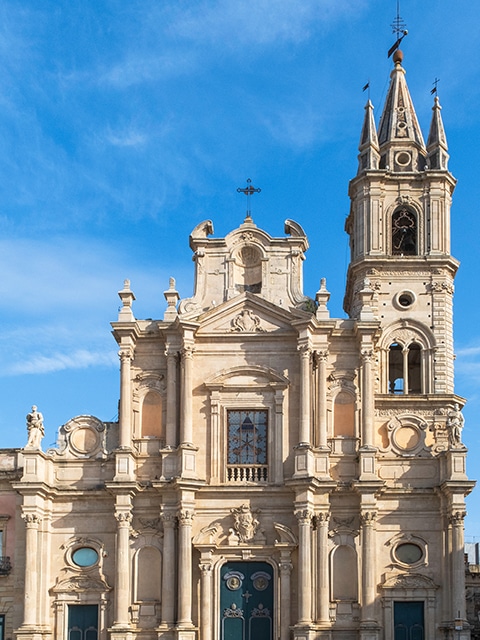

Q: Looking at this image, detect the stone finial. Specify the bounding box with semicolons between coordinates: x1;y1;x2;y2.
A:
163;276;180;321
25;405;44;450
118;279;136;322
316;278;331;320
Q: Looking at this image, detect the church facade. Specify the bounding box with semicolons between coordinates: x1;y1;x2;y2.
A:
0;50;475;640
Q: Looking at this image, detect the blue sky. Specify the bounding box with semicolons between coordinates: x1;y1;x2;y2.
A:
1;1;479;535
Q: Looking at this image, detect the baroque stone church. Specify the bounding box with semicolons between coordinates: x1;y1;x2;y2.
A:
0;49;475;640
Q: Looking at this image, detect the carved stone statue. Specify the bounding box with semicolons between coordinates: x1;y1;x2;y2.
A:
26;405;44;449
447;403;464;447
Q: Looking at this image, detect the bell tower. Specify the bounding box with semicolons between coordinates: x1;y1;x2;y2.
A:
344;48;458;395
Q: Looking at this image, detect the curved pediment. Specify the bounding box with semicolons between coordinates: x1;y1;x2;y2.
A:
382;573;437;590
205;364;289;389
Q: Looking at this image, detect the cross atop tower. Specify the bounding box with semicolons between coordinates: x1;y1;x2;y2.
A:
237;178;261;222
388;1;408;58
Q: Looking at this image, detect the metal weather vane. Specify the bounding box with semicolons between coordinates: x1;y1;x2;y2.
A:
237;178;261;220
388;1;408;58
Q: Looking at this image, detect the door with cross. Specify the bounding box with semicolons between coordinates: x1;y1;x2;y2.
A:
220;561;274;640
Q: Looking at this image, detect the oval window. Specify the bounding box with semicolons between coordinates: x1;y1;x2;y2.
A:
72;547;99;567
395;542;423;565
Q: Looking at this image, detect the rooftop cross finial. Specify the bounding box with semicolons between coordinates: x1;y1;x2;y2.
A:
431;77;440;95
388;1;408;58
237;178;261;222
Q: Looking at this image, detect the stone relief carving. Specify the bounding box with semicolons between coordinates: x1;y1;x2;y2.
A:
228;504;265;544
382;573;437;590
230;310;264;332
427;281;454;294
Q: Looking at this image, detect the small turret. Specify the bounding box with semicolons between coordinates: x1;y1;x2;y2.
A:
357;99;380;174
427;95;449;170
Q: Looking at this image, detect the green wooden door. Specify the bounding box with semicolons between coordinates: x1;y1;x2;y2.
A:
220;561;273;640
68;605;98;640
394;601;424;640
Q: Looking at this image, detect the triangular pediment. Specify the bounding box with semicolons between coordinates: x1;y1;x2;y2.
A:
194;292;308;336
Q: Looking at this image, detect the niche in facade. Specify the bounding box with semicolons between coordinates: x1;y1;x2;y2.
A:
333;391;355;437
141;391;163;438
234;245;262;293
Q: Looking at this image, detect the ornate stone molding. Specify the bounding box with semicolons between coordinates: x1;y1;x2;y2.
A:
230;310;264;333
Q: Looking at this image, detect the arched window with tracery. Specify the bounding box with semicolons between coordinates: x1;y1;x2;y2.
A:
392;207;417;255
388;342;422;394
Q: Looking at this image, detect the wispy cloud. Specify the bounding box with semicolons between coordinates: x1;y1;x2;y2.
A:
5;349;117;376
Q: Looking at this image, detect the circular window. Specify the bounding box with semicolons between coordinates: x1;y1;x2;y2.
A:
396;151;411;166
394;290;416;310
395;542;423;565
72;547;99;567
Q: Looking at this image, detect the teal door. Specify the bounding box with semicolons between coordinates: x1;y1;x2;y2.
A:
220;561;274;640
68;605;98;640
394;601;424;640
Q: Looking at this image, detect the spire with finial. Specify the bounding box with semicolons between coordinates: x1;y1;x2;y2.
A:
377;17;427;173
427;95;449;170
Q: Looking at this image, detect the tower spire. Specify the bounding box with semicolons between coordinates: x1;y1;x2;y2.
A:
357;99;380;174
427;95;449;170
377;50;427;172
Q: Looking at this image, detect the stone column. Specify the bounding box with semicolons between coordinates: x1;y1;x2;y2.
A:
402;346;409;395
199;556;213;640
113;509;132;627
177;509;194;626
165;346;178;447
119;346;134;448
316;511;330;623
360;510;377;623
361;349;374;447
180;346;194;446
450;510;467;623
316;350;328;448
279;553;293;640
21;512;40;627
298;345;312;445
296;509;313;625
160;511;176;626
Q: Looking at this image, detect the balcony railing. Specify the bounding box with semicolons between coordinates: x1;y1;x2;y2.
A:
0;557;12;575
227;465;268;483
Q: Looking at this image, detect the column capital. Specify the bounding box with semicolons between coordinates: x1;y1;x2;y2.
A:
361;348;374;363
21;512;41;527
115;510;133;526
164;345;178;359
181;345;195;360
119;346;134;362
160;510;177;527
314;511;330;526
360;510;377;526
449;510;466;526
295;508;313;525
298;343;312;359
177;508;194;526
315;349;329;362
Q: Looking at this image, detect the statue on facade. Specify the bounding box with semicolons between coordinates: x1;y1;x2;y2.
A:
25;405;44;449
447;403;464;447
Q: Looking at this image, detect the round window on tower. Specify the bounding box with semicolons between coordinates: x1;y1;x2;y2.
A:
393;290;416;310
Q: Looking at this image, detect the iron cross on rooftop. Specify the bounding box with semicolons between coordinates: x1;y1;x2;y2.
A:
237;178;261;221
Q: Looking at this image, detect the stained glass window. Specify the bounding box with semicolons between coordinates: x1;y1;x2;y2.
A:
227;410;267;465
